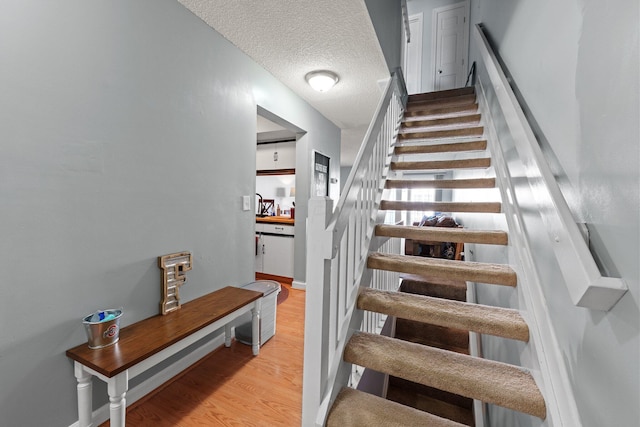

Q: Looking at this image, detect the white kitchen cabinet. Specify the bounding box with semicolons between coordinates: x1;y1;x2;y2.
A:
263;234;294;278
255;223;294;278
256;141;296;171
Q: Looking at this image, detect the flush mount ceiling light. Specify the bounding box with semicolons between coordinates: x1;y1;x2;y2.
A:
305;70;339;92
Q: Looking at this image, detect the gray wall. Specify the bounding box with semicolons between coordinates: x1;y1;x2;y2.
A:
407;0;464;92
365;0;403;71
340;166;353;192
0;1;339;426
463;0;639;426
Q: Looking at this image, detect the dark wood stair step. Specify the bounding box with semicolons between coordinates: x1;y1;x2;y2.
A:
376;224;508;245
401;114;481;129
404;103;478;118
387;381;475;426
380;200;502;214
326;387;466;427
407;87;475;104
406;94;477;111
395;318;470;354
398;126;483;140
368;253;517;286
389;376;474;410
395;139;487;155
385;178;495;189
396;277;470;353
400;275;468;301
344;332;546;419
390;157;491;171
358;288;529;342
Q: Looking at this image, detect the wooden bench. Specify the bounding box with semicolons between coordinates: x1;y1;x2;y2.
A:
66;286;263;427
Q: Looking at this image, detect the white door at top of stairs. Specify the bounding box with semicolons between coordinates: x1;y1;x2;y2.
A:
432;0;470;91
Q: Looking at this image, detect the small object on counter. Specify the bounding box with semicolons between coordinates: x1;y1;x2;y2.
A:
290;207;295;219
276;204;281;216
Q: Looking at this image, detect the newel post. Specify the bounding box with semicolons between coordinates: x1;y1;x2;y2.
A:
302;196;335;426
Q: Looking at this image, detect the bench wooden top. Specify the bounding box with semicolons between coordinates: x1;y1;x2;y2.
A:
66;286;262;378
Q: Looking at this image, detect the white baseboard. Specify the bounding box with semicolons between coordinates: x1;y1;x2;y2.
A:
292;280;306;290
68;333;227;427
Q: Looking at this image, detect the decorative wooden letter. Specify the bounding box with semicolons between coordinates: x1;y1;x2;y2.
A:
157;251;192;315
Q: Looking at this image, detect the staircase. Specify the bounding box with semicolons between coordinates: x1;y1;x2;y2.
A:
305;29;624;426
324;87;546;426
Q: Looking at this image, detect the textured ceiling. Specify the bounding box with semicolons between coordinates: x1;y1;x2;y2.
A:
177;0;390;165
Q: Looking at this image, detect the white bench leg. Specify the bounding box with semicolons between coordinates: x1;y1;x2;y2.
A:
108;371;128;427
252;298;262;356
224;323;232;347
74;362;93;427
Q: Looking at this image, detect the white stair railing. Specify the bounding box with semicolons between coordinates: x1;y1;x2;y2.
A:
302;72;406;427
361;236;402;337
350;235;402;388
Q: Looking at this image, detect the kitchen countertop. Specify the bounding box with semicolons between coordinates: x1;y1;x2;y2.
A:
256;216;295;225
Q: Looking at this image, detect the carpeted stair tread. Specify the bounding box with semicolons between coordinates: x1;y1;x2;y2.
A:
404;103;479;118
380;200;502;214
344;332;546;419
401;114;481;129
326;387;466;427
368;253;517;286
376;224;508;245
391;157;491;171
407;87;475;103
395;318;470;354
395;139;487;155
358;287;529;342
385;178;495;189
386;383;475;426
400;275;467;301
398;126;484;140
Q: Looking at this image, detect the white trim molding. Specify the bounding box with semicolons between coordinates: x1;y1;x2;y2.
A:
292;279;306;290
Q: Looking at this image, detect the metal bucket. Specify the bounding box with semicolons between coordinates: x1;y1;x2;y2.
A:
82;309;123;349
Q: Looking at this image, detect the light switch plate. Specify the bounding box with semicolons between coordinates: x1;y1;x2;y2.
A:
242;195;251;211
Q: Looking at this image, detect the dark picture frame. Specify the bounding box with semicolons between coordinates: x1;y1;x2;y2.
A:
313;151;330;197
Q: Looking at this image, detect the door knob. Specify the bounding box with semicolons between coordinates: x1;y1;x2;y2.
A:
438;70;443;74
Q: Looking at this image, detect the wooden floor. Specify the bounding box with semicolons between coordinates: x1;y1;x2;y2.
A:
102;283;305;426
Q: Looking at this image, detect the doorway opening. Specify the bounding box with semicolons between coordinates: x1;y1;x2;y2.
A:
255;107;306;288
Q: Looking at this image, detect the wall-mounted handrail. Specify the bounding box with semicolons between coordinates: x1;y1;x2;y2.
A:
401;0;411;43
473;24;627;311
302;71;406;426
